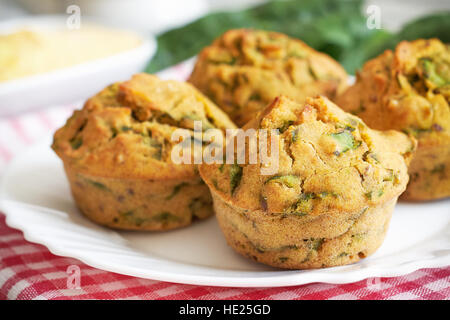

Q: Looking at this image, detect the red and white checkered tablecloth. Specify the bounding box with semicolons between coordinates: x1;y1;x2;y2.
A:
0;62;449;300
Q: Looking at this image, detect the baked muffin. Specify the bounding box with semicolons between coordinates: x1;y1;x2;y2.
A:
52;73;236;231
189;29;348;127
336;39;450;201
199;96;416;269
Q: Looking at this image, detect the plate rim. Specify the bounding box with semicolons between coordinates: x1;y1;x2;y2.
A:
3;203;450;287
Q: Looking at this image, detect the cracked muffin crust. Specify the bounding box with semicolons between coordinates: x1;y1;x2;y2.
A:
336;39;450;201
199;96;416;269
52;73;236;231
188;29;348;127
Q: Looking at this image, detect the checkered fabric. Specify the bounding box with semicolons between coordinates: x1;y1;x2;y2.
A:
0;61;449;300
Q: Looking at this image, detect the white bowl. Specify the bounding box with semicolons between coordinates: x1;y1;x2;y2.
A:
15;0;209;33
0;16;156;116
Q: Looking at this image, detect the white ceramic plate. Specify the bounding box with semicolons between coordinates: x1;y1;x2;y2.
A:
0;16;156;116
1;136;449;287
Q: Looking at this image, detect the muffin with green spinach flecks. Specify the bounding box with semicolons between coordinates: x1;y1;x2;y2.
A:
336;39;450;201
52;73;236;231
199;96;416;269
189;29;349;127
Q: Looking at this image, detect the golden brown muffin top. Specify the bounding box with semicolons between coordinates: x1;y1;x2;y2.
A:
52;73;236;180
336;39;450;145
188;29;349;126
200;96;416;218
193;29;347;71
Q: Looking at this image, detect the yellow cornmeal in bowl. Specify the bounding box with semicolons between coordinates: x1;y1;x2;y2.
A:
199;96;416;269
189;29;349;127
0;25;141;82
336;39;450;201
52;73;236;231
